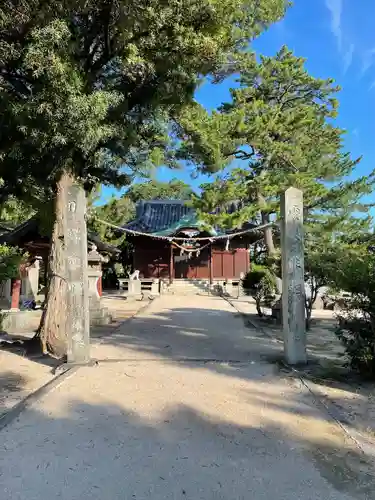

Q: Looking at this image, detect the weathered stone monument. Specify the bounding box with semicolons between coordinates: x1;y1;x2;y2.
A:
281;187;307;365
63;183;90;364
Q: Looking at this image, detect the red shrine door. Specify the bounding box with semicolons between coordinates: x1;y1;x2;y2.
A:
174;247;210;279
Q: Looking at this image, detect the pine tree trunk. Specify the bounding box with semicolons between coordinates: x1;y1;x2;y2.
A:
261;210;276;256
257;191;276;256
39;172;72;358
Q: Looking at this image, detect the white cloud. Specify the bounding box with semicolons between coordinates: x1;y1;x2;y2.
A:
361;47;375;75
343;43;354;73
370;80;375;91
326;0;343;49
325;0;358;74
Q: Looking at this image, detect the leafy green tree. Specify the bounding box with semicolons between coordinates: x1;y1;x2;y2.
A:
0;198;34;227
126;179;193;203
0;0;286;355
179;48;374;256
0;179;35;226
90;179;193;243
0;245;25;283
304;213;373;323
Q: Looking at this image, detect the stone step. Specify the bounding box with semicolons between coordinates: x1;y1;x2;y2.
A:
163;281;211;295
169;283;210;288
164;290;209;295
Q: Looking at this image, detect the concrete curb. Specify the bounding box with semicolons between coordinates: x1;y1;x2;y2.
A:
290;366;375;460
224;295;375;461
0;298;156;432
0;366;79;432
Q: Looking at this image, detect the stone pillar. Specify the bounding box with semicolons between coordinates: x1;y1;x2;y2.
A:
151;279;159;295
97;276;103;297
63;183;90;364
87;247;111;325
23;259;40;300
0;279;12;307
10;278;21;310
169;244;174;284
225;279;233;296
209;244;213;284
87;248;102;306
281;187;307;365
128;278;142;296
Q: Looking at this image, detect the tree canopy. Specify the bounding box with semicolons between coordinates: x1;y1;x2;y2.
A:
91;179;194;245
126;179;193;203
0;0;287;198
178;47;374;255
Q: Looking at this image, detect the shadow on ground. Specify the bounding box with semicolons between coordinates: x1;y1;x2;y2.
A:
92;302;343;383
0;332;61;368
0;370;29;416
0;371;28;394
2;295;375;498
91;297;375;441
0;388;374;500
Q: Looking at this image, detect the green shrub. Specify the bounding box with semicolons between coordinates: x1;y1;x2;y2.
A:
0;244;24;282
242;264;277;317
336;313;375;379
333;248;375;379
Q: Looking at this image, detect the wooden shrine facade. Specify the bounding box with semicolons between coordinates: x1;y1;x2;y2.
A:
131;236;250;281
125;201;252;282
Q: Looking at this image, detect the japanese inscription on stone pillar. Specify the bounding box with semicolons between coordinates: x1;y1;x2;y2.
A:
281;187;307;365
63;183;90;364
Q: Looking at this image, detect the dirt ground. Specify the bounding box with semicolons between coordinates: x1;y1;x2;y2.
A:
228;297;375;443
0;294;149;419
2;295;374;500
2;292;375;458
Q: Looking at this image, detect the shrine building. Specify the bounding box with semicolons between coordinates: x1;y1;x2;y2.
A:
124;200;256;286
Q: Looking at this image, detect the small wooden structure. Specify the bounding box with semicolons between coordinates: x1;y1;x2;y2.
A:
0;216;117;311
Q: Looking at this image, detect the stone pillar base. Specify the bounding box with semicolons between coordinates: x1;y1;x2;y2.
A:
90;307;113;326
150;280;160;295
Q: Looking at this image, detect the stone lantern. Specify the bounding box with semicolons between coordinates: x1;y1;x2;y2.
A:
87;245;111;325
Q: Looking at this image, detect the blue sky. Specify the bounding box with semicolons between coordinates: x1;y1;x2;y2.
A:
100;0;375;203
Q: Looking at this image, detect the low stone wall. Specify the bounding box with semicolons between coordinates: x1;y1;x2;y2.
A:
1;307;112;334
1;309;42;334
113;278;245;298
118;278;160;296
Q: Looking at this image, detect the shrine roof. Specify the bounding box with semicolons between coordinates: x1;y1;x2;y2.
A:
125;200;217;236
0;216;119;254
0;221;14;237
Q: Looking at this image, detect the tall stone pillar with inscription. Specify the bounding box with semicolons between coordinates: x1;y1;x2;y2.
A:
281;187;307;365
63;184;90;364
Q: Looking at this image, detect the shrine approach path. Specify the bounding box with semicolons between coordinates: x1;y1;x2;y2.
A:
0;295;372;500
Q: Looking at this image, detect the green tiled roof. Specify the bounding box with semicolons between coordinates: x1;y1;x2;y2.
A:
125;200;218;236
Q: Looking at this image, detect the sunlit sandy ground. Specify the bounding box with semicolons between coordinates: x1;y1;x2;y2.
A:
1;295;373;499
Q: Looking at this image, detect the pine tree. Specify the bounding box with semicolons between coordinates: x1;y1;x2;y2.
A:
178;47;374;256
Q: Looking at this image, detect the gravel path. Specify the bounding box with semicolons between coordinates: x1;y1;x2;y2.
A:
1;295;373;500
